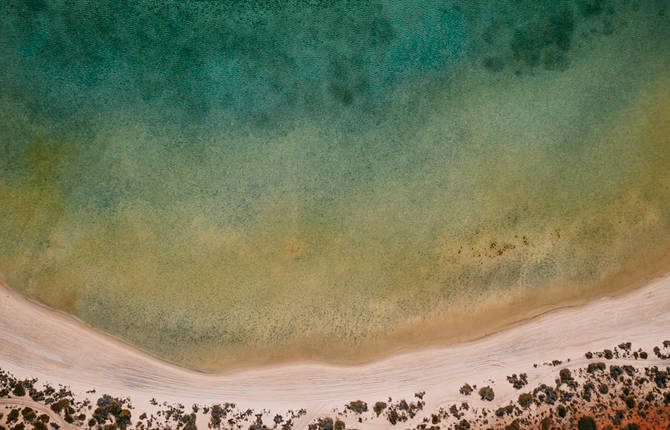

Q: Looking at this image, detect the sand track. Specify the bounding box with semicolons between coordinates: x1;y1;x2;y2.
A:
0;398;77;429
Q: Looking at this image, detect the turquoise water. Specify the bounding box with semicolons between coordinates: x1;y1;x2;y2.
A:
1;0;669;369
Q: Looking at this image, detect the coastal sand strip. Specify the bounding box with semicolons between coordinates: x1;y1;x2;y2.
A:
1;275;670;424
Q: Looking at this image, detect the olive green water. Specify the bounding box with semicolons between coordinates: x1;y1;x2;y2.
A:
1;0;669;370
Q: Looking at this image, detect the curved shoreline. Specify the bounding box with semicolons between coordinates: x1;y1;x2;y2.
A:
3;245;670;374
1;272;670;423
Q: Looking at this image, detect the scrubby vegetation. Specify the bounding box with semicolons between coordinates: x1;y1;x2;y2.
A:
1;340;669;429
459;384;473;396
346;400;367;414
373;401;386;416
478;386;495;401
517;393;533;408
506;373;528;389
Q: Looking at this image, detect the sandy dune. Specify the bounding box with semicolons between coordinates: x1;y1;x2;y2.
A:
1;275;670;427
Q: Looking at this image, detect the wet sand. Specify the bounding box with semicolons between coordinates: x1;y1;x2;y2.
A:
1;273;669;427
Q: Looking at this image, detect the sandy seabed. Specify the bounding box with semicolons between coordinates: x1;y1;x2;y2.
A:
1;275;670;429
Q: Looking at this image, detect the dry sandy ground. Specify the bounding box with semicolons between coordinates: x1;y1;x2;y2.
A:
1;275;670;428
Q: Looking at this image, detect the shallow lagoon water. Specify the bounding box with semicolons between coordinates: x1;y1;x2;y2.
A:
1;0;669;370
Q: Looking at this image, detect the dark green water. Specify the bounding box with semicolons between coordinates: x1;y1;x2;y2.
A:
1;0;669;370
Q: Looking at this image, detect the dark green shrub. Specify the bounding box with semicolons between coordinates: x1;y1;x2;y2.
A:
577;416;596;430
388;409;399;425
12;383;25;397
587;362;606;373
50;399;69;414
540;417;551;430
21;408;36;422
373;402;386;416
7;409;19;423
455;419;470;430
518;393;533;408
478;386;495;401
116;409;131;429
559;368;572;383
33;421;48;430
347;400;367;414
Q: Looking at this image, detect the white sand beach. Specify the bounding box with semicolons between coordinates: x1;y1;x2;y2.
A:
1;274;669;428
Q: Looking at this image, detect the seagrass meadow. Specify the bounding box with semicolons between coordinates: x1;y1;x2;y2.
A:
0;0;669;370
